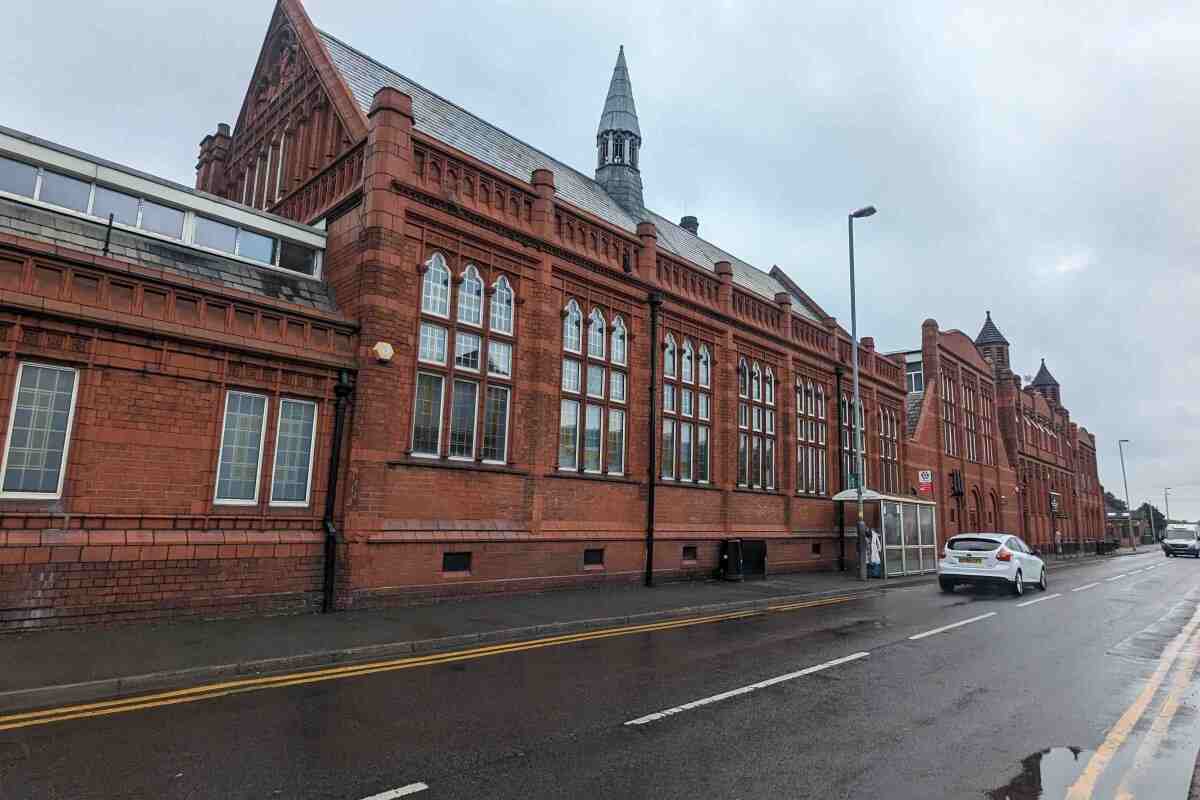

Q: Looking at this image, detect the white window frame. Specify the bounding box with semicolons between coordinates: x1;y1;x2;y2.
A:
269;397;318;507
457;264;484;327
410;372;445;459
563;299;583;354
421;252;452;319
0;362;80;500
447;378;480;462
213;389;269;506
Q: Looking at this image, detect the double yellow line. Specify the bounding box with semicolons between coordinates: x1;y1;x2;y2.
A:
0;593;863;732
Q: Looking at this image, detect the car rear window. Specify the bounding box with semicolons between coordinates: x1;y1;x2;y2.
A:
948;537;1000;552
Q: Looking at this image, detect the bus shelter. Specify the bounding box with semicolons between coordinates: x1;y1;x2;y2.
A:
833;490;939;577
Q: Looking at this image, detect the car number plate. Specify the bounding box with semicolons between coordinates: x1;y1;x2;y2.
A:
958;556;982;564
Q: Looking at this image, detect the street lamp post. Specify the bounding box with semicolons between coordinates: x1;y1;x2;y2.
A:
1118;439;1134;550
1165;487;1172;528
848;205;876;581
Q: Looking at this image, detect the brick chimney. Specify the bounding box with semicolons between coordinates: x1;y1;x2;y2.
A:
195;123;232;196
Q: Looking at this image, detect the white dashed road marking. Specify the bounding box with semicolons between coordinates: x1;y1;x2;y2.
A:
1073;582;1101;592
624;652;870;726
360;783;429;799
1107;574;1128;582
1017;592;1063;608
908;612;997;641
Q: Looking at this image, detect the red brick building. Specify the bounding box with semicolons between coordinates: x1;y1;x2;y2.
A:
0;126;357;630
186;0;913;611
995;356;1105;549
896;318;1020;544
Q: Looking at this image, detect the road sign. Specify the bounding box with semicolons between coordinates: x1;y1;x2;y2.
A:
918;470;934;496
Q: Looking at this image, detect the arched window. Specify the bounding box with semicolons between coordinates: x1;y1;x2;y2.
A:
764;368;775;406
563;299;582;353
588;308;606;359
738;359;774;489
610;316;627;366
698;346;711;388
457;264;483;325
421;252;450;317
663;334;677;378
738;358;749;398
490;276;514;335
681;340;694;383
796;379;826;495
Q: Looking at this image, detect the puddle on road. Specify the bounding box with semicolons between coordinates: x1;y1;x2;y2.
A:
987;747;1091;800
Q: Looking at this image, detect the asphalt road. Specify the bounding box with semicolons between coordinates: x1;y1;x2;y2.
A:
2;550;1198;800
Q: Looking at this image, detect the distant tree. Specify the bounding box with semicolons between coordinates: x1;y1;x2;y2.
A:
1104;491;1127;513
1136;502;1166;533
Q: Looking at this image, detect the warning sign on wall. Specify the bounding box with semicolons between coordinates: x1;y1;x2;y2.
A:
918;470;934;497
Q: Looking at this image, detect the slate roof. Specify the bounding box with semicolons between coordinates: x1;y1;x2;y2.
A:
974;311;1008;346
1031;359;1059;387
318;30;814;316
598;47;640;137
0;198;337;312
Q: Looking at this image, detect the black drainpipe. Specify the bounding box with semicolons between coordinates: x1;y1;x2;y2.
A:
322;368;354;613
835;366;846;572
645;292;663;587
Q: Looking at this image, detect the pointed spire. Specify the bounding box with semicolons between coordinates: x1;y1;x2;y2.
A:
974;310;1009;346
1031;358;1059;387
597;46;641;138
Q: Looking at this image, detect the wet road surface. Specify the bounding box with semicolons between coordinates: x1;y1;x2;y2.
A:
2;551;1198;799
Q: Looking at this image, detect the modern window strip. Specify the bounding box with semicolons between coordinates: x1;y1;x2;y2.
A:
0;363;79;498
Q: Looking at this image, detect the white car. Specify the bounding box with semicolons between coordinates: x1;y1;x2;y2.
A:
938;533;1047;597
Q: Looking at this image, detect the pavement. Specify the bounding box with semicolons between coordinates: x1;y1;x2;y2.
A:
0;550;1132;715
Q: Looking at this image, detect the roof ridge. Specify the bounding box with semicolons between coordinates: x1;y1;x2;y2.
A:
315;28;608;202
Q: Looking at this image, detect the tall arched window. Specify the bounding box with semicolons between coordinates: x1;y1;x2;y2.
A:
563;300;582;354
412;255;515;464
661;333;712;483
764;368;775;406
841;394;867;489
611;316;627;366
663;334;677;378
796;380;827;496
588;308;606;359
738;357;749;398
739;358;775;490
421;252;450;317
698;345;711;388
681;340;694;384
490;276;514;335
879;407;899;494
457;265;483;325
559;299;626;476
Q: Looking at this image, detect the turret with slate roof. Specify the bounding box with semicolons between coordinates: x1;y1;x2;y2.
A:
974;310;1011;375
594;46;644;215
1030;358;1062;406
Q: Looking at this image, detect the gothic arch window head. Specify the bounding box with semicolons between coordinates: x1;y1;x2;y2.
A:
610;316;627;366
751;362;762;401
588;308;607;359
458;265;484;326
490;275;514;335
764;368;775;406
698;345;711;388
563;299;582;353
738;358;749;398
421;252;451;317
681;340;694;384
663;334;677;378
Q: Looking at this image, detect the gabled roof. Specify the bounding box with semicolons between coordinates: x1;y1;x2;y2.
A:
1031;358;1059;387
974;311;1008;346
598;47;640;137
315;29;811;313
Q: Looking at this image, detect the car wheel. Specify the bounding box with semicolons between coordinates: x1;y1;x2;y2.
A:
939;578;955;593
1038;567;1048;591
1013;571;1024;597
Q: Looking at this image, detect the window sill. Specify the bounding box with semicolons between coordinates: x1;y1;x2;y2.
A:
388;458;528;476
656;480;722;492
546;471;640;485
732;487;784;497
583;564;606;572
440;571;472;579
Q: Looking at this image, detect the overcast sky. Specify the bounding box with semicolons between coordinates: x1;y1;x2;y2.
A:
6;0;1198;520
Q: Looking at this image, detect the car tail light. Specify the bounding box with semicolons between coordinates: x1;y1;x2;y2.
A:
996;548;1012;562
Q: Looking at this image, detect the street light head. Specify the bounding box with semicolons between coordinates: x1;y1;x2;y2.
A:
1119;438;1131;444
850;206;877;219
